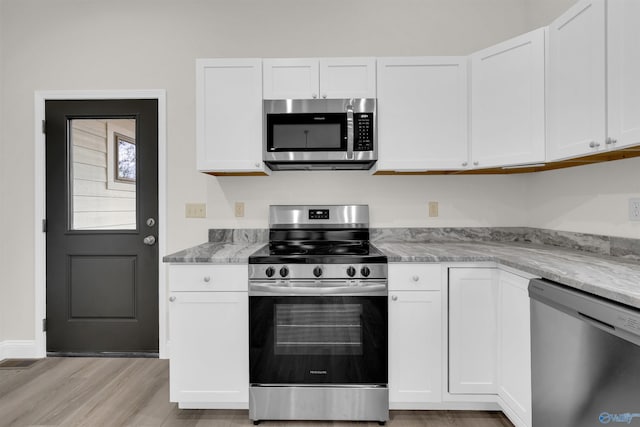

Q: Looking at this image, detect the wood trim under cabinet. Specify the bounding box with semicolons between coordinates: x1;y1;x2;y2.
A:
374;144;640;175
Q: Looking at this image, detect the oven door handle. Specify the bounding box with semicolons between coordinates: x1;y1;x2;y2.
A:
249;281;388;296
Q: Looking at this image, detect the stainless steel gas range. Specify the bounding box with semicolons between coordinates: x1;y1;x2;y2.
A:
248;205;389;425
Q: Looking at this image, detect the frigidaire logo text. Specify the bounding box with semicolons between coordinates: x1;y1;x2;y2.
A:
310;370;327;375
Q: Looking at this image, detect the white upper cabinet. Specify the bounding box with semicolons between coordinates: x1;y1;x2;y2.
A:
547;0;607;161
196;58;266;174
263;58;376;99
376;57;469;171
470;28;546;169
607;0;640;150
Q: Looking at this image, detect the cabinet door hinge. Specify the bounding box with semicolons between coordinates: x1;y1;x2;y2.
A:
42;219;47;233
42;120;46;134
42;318;47;332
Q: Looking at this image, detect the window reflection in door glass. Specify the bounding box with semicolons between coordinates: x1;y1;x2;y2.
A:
70;119;137;230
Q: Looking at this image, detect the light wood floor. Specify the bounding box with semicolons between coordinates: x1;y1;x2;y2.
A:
0;358;514;427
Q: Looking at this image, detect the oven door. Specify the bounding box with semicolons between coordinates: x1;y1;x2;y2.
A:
249;293;387;385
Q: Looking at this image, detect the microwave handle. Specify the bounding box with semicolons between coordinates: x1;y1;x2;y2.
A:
346;103;354;160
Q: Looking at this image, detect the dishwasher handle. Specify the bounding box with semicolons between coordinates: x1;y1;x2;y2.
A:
529;278;640;346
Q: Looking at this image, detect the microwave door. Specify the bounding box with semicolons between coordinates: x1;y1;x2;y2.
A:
267;113;347;152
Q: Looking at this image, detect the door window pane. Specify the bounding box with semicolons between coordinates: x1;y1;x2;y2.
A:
70;119;137;230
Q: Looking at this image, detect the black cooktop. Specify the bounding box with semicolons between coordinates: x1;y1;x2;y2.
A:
248;229;387;264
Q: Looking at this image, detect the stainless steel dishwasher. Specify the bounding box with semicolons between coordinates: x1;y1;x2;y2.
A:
529;279;640;427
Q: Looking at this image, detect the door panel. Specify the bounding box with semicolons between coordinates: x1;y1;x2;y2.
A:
45;99;158;353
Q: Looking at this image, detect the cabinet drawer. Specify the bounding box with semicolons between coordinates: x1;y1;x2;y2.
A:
389;263;442;291
169;264;248;292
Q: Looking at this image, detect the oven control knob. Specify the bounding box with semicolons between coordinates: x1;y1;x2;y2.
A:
313;266;323;278
279;266;289;277
265;266;275;278
346;266;356;277
360;266;371;277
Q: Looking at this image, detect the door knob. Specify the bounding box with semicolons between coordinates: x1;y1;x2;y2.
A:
143;235;156;246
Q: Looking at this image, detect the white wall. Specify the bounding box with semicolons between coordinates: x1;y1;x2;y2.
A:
526;157;640;238
523;0;576;29
0;0;529;341
0;0;5;345
2;0;637;346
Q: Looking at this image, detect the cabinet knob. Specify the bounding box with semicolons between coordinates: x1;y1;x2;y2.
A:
391;295;398;301
254;162;261;168
606;137;617;145
322;94;327;99
589;141;600;148
461;161;468;167
312;93;318;99
412;275;420;282
169;296;176;302
203;276;211;283
473;161;479;166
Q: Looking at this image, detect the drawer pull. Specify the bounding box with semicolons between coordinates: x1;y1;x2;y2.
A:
412;275;420;282
203;276;211;283
391;295;398;301
169;296;176;302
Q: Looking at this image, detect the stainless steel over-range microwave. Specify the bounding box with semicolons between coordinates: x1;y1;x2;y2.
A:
263;98;377;171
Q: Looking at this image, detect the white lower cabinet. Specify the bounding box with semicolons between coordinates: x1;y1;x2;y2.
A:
498;270;532;427
168;264;248;409
388;264;442;408
448;266;533;427
448;268;498;394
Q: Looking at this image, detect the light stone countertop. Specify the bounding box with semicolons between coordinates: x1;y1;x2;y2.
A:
164;240;640;309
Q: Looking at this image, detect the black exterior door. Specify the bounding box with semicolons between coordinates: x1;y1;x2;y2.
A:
45;99;158;354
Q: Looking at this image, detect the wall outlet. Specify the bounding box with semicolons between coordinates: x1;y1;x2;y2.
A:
428;201;439;217
235;202;245;218
630;198;640;221
185;203;206;218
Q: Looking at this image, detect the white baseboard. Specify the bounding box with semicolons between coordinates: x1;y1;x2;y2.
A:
0;340;40;361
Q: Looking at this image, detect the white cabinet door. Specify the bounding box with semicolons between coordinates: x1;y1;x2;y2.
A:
196;59;265;173
319;58;376;99
498;271;532;427
263;58;376;99
448;268;498;395
169;291;249;408
471;28;546;168
607;0;640;150
388;290;442;408
263;58;319;99
376;57;469;171
547;0;606;161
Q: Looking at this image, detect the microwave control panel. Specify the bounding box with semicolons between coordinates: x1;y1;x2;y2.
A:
354;113;374;151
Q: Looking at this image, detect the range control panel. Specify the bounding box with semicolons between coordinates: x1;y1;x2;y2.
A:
354;113;374;151
309;209;330;220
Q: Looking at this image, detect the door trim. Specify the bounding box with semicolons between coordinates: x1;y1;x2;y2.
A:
34;90;168;358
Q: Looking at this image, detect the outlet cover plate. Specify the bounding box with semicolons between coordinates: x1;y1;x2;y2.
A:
630;198;640;221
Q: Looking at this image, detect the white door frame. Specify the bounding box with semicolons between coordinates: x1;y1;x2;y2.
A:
34;90;168;358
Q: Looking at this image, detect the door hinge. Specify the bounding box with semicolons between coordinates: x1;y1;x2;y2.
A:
42;219;47;233
42;318;47;332
42;120;46;134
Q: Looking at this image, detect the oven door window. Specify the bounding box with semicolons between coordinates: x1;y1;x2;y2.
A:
275;303;362;356
250;296;387;385
267;113;347;151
